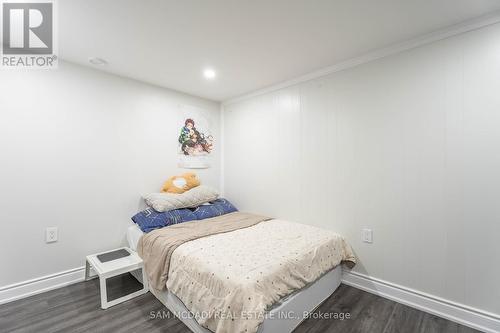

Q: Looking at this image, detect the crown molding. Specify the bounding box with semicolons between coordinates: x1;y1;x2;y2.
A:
223;11;500;106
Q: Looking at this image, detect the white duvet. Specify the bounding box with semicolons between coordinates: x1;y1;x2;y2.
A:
165;219;355;333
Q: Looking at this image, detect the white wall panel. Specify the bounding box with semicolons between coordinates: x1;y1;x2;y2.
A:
223;23;500;315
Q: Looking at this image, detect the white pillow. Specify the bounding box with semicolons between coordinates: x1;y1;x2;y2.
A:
143;185;219;212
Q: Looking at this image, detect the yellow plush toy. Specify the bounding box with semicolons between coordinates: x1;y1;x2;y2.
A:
161;172;200;194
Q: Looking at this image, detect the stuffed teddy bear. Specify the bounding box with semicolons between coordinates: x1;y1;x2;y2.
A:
161;172;200;194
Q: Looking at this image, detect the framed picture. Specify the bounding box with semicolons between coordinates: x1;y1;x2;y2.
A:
177;105;214;169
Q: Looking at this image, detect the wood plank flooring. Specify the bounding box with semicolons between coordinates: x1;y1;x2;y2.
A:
0;273;482;333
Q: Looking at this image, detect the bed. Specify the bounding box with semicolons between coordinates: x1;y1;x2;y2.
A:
127;212;355;333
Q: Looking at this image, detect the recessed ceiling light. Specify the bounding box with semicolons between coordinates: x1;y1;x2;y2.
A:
88;57;108;66
203;68;216;80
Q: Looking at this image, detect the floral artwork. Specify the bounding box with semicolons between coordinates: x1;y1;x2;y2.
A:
178;118;213;156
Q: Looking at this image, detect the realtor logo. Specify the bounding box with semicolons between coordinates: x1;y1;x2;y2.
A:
1;0;57;68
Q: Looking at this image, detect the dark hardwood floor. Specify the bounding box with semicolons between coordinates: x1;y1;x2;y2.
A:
0;273;481;333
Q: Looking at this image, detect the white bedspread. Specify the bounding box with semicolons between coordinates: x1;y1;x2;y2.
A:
165;219;355;333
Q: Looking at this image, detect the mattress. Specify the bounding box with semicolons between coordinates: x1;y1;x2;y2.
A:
150;265;342;333
126;223;144;252
160;217;354;333
127;220;350;333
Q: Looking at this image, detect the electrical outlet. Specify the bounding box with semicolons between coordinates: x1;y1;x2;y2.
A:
46;227;58;243
362;228;373;243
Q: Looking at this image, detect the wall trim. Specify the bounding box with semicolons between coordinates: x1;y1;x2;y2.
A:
2;265;499;333
0;267;86;305
342;270;500;333
222;11;500;106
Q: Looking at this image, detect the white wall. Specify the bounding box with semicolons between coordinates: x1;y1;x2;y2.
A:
0;61;220;287
223;23;500;316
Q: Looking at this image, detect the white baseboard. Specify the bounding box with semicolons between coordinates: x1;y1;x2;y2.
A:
2;266;499;333
342;270;500;333
0;267;86;305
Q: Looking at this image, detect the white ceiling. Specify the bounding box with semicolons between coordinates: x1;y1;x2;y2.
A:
59;0;500;102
